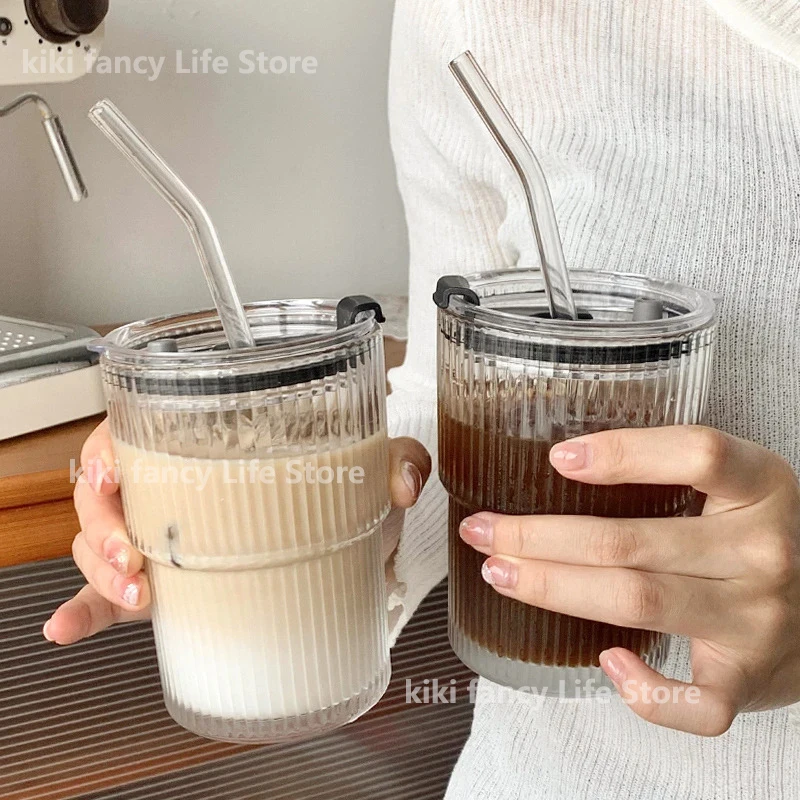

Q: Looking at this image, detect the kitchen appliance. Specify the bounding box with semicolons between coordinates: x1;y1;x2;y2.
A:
0;3;102;436
0;0;107;85
0;316;98;371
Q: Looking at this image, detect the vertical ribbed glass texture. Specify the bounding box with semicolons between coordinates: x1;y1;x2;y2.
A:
94;301;391;742
437;270;718;695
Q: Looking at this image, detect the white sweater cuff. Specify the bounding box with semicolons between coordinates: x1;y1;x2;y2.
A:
385;385;448;646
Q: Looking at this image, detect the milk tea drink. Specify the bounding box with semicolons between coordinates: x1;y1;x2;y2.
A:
435;271;718;695
93;298;392;742
115;435;388;723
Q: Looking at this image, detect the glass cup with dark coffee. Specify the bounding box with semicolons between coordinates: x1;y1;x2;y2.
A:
434;269;719;695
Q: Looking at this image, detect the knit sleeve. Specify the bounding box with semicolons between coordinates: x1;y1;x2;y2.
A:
705;0;800;67
383;0;518;642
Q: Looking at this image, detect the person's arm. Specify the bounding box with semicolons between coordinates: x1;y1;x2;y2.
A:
382;0;524;640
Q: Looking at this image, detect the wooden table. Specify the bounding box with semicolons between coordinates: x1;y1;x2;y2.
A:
0;337;407;569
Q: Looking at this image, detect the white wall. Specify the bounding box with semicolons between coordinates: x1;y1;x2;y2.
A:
0;0;407;326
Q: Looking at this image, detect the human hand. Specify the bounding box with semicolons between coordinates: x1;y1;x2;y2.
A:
44;420;431;645
459;426;800;735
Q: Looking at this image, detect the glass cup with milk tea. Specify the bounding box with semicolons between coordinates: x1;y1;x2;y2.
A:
91;296;392;742
434;269;719;695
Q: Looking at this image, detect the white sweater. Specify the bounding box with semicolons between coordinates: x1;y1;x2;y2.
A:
384;0;800;797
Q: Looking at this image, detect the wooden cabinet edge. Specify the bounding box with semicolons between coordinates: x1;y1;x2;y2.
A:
0;499;78;568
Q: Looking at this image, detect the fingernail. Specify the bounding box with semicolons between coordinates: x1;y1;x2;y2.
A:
600;650;626;685
460;514;494;548
91;458;109;494
42;619;54;642
100;449;117;475
550;441;589;471
481;558;517;589
401;461;422;498
104;536;130;575
114;575;140;606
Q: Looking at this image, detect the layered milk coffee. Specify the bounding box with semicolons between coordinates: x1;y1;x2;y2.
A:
94;297;393;742
115;432;389;726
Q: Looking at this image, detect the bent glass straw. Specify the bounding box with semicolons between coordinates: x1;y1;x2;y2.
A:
449;52;578;320
89;99;255;349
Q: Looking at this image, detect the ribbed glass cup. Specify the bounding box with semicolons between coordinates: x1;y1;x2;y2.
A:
436;270;718;696
92;301;391;742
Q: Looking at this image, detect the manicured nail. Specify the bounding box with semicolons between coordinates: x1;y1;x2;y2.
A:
401;462;422;499
104;536;130;575
600;650;626;685
91;458;109;494
114;575;140;606
481;558;517;589
550;441;589;471
460;514;493;548
42;619;54;642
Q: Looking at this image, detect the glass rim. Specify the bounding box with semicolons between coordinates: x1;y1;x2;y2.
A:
91;299;381;371
444;269;719;343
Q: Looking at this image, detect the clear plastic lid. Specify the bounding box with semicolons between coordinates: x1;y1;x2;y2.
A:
91;297;385;396
434;269;719;366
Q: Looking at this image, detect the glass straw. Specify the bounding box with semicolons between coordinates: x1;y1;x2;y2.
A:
449;52;578;320
89;99;255;349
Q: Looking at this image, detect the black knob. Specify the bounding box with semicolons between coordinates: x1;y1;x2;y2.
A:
25;0;108;43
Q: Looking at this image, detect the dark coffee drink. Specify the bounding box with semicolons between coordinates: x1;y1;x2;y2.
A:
434;269;718;692
441;413;693;669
